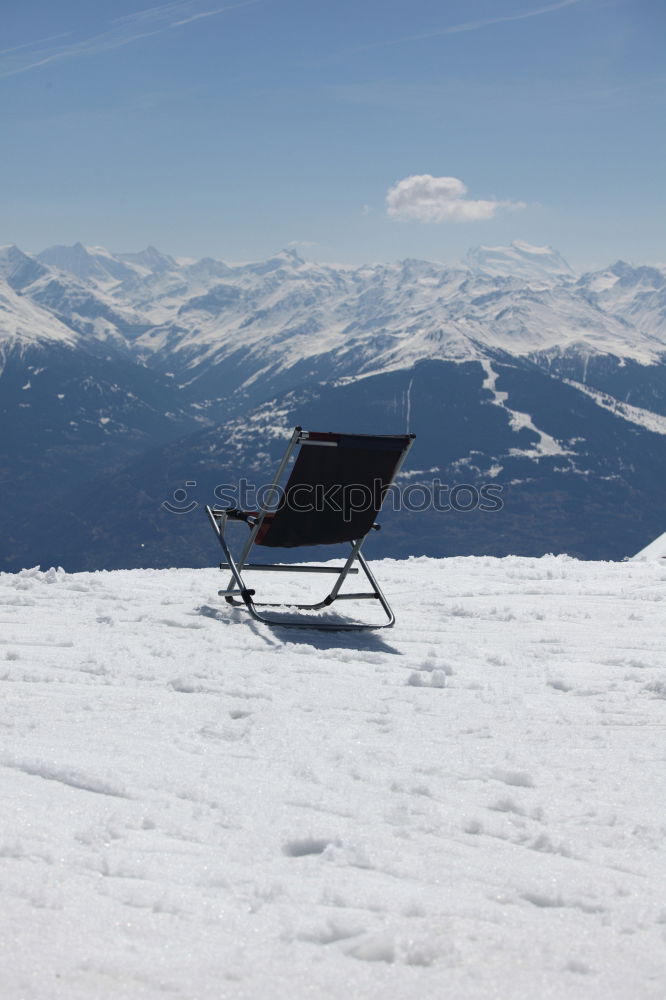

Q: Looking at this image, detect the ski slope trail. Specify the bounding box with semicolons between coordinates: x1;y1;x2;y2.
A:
1;555;665;999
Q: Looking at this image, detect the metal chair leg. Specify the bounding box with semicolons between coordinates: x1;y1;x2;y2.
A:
206;508;395;630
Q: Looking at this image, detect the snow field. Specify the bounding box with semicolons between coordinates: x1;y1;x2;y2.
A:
1;555;665;999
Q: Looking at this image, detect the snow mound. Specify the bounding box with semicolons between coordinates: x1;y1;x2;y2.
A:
632;531;666;560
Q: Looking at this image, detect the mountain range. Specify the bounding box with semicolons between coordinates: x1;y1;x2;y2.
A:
1;239;665;571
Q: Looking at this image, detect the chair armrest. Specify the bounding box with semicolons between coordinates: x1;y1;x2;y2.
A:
212;507;257;524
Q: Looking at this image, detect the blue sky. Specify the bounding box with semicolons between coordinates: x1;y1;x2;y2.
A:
2;0;664;269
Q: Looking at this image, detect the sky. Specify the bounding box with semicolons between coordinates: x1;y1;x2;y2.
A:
1;0;664;270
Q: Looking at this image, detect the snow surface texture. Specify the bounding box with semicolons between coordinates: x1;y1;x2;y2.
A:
633;532;666;561
1;556;666;999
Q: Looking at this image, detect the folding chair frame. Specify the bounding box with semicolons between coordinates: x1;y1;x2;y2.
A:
205;426;415;631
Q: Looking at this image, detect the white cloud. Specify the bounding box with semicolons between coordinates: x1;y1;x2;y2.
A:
386;174;526;224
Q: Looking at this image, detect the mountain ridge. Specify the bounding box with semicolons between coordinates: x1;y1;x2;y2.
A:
3;241;665;368
2;240;665;570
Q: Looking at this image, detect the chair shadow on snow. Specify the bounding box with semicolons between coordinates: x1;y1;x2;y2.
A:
196;603;400;655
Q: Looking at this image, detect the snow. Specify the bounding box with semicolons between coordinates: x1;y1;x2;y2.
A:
0;280;78;351
481;360;568;458
5;242;666;376
563;380;666;437
578;263;666;343
2;555;666;999
632;532;666;561
465;242;574;281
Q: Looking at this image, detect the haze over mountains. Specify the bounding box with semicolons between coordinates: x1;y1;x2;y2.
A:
1;240;665;571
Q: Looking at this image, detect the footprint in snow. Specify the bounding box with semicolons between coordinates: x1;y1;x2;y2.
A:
547;678;573;692
169;677;217;694
283;837;338;857
491;768;535;788
407;670;447;688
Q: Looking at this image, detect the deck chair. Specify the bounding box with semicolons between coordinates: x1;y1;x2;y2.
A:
205;426;415;630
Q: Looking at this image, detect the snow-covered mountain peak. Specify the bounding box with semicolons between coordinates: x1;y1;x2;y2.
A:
577;261;666;343
276;246;305;264
3;239;665;367
183;256;233;282
0;245;49;290
37;242;141;285
579;261;666;295
37;242;102;279
0;278;79;350
0;244;26;264
118;246;178;274
397;257;461;282
607;260;666;289
242;247;305;276
465;242;574;282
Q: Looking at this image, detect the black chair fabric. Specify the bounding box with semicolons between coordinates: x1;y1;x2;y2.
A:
256;433;412;548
